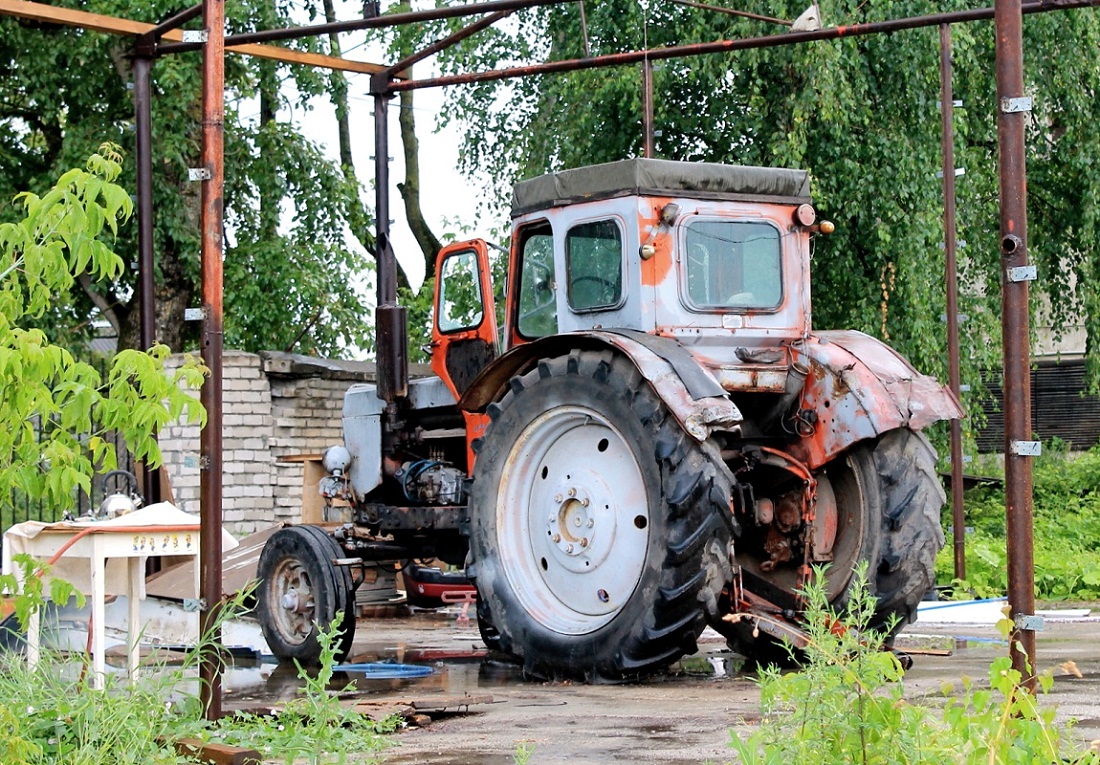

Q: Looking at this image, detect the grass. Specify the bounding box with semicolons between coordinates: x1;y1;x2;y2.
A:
729;564;1100;765
937;439;1100;600
0;559;394;764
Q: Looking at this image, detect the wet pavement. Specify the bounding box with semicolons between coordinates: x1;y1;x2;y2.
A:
217;609;1100;765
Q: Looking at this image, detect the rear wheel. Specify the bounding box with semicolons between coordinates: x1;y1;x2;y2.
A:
257;525;356;664
717;428;944;658
467;350;735;681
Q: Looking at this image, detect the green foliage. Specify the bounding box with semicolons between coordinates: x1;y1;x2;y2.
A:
0;1;374;356
404;0;1100;442
0;555;86;631
0;582;393;764
937;442;1100;600
1;147;205;521
729;566;1099;765
207;623;396;764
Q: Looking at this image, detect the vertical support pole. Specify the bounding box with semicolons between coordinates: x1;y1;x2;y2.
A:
939;24;965;582
372;85;408;413
199;0;226;720
133;53;161;507
994;0;1037;689
642;58;654;159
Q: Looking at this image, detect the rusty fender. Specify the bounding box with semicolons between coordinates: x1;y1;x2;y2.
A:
791;330;964;468
459;330;743;442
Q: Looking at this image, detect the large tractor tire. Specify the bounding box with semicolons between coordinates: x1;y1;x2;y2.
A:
257;525;357;665
717;428;944;659
466;350;735;681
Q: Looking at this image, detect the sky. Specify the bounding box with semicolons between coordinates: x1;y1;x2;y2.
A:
288;6;488;296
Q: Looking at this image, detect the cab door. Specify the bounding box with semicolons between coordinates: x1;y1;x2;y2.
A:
431;240;499;400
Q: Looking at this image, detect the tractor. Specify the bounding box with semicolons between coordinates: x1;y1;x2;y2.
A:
255;158;961;680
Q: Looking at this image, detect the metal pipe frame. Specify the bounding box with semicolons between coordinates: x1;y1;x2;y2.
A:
156;0;572;54
383;9;513;80
994;0;1038;689
198;0;226;720
939;24;967;583
386;0;1100;91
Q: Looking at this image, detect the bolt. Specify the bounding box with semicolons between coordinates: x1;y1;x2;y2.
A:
566;544;574;553
568;488;576;497
552;534;561;543
587;519;594;528
580;538;588;547
554;494;563;503
582;498;590;506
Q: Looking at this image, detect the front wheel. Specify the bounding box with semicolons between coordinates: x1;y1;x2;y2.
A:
256;525;356;664
467;350;735;681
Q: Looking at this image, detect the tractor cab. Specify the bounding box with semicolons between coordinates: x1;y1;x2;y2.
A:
431;158;820;401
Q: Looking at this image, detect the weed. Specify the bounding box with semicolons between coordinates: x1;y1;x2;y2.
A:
209;623;396;764
513;740;537;765
728;565;1099;765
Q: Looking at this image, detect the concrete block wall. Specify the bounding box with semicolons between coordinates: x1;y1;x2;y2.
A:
158;351;378;538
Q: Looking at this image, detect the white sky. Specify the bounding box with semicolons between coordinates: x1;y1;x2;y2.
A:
287;6;490;296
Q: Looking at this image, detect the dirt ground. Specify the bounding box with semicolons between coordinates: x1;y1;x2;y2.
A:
225;610;1100;765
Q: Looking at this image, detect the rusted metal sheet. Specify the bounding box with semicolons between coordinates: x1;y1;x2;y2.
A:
792;331;962;468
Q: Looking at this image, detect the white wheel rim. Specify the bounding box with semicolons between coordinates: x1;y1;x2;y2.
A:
269;557;316;646
497;405;650;635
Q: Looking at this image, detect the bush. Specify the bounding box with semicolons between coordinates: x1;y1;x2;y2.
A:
729;565;1099;764
937;441;1100;600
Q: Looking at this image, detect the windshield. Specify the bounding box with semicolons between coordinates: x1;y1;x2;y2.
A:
684;220;782;310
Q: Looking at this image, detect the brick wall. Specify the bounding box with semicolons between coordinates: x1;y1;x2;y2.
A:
159;351;379;538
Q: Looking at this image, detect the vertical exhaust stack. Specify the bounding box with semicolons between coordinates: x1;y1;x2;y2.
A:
372;81;408;406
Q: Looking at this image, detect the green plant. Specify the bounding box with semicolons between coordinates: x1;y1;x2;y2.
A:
728;566;1099;765
513;740;537;765
209;622;395;764
0;145;205;523
937;441;1100;600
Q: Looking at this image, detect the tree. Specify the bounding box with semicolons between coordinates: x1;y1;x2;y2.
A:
0;0;375;357
406;0;1100;418
1;146;204;521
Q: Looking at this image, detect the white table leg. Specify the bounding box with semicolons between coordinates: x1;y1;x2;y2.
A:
26;606;40;670
128;557;142;684
90;548;106;690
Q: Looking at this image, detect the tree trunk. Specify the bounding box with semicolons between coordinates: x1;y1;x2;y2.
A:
397;86;442;279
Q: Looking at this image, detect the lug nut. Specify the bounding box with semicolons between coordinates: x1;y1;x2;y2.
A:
580;538;588;547
554;494;563;503
568;488;576;497
566;544;574;553
587;519;594;528
582;498;590;506
573;516;582;526
552;534;561;543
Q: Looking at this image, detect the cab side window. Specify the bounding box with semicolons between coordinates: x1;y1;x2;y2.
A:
566;219;623;312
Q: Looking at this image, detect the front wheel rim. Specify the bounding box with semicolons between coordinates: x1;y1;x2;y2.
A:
267;557;317;646
497;406;651;635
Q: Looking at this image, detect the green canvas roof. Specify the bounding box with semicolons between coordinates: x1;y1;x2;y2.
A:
511;158;811;217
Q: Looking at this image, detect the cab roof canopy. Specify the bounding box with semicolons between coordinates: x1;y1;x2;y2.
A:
511;158;811;217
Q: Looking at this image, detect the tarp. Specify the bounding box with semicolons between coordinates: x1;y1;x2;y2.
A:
511;158;812;216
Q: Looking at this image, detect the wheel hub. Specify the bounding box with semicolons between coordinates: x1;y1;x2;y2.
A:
549;488;596;556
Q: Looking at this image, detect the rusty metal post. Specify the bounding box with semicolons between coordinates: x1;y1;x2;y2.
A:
939;23;965;582
132;52;161;507
642;58;654;158
995;0;1037;689
199;0;226;719
371;81;408;416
